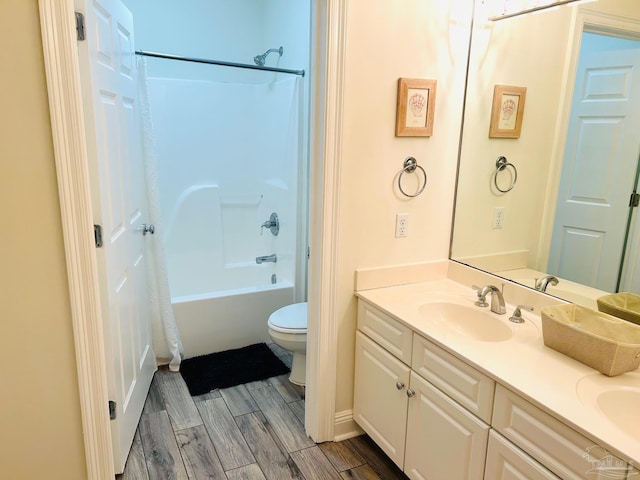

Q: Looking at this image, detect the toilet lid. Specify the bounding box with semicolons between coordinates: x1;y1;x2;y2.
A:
268;302;308;333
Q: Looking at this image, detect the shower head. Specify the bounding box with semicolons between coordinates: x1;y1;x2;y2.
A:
253;46;283;66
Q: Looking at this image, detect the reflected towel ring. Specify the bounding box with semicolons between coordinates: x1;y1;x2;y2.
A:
398;157;427;197
493;156;518;193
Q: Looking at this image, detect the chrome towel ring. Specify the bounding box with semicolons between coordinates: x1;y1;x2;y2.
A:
398;157;427;198
493;156;518;193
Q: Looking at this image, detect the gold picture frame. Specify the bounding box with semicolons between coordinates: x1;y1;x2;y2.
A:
395;78;437;137
489;85;527;138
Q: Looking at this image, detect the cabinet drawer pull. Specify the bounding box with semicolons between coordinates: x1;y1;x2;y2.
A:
396;381;405;390
406;388;415;398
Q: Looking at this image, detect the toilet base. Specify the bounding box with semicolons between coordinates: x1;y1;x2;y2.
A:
289;352;306;386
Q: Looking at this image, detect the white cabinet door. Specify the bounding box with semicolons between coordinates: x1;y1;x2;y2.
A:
485;430;560;480
404;371;489;480
354;332;410;468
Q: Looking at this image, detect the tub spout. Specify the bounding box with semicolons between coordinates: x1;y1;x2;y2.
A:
256;254;277;264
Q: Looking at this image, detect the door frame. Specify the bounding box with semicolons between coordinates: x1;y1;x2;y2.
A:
537;7;640;271
38;0;346;478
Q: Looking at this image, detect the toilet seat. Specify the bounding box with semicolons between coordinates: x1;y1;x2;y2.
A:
267;302;307;333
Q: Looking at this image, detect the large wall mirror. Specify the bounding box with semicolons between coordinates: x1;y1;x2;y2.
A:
451;0;640;310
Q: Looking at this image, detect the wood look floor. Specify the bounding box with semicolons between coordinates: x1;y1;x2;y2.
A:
117;344;409;480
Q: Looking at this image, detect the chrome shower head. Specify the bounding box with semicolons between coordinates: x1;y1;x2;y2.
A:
253;46;283;66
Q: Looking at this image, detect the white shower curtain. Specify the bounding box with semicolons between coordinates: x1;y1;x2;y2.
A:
138;57;184;371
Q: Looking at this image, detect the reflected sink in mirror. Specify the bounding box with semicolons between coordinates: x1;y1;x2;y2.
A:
418;301;539;343
576;373;640;441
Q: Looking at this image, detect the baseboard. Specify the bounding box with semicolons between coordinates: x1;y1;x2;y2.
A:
333;409;364;441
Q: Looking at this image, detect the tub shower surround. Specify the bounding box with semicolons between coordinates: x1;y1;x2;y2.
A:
146;73;303;356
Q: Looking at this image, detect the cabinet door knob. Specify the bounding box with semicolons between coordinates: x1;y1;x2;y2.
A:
406;388;415;398
395;381;405;390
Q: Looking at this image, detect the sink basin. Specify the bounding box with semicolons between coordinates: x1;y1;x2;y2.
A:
576;373;640;441
418;301;534;342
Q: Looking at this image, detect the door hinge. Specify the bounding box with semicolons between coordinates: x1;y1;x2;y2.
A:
75;12;86;41
630;193;640;208
94;224;103;248
108;400;116;420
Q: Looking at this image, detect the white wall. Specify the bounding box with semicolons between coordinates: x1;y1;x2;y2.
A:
125;1;310;300
124;0;310;83
333;0;472;415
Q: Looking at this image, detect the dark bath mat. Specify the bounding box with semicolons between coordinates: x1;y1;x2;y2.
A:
180;343;290;396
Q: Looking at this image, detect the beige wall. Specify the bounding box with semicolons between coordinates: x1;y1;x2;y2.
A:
334;0;471;413
0;1;87;478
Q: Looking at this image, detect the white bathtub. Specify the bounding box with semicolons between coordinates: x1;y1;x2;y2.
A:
173;281;294;358
163;183;298;357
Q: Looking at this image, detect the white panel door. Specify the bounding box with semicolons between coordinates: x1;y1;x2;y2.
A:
76;0;156;473
353;332;410;469
404;372;489;480
548;34;640;291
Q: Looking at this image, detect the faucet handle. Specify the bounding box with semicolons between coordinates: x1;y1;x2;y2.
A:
509;305;534;324
472;285;489;307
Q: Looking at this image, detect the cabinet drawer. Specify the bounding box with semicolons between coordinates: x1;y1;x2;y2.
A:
357;300;412;364
485;430;559;480
493;384;628;480
412;334;495;423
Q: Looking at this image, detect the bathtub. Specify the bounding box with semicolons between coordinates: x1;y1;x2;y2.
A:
162;182;299;357
173;280;294;358
163;183;298;358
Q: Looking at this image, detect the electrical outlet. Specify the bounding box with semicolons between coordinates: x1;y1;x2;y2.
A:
395;213;409;237
492;207;505;229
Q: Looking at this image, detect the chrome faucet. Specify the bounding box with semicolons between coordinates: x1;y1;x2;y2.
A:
472;284;506;315
534;275;559;292
260;213;280;236
256;254;277;264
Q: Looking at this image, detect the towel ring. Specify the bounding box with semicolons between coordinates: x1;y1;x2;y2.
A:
493;156;517;193
398;157;427;198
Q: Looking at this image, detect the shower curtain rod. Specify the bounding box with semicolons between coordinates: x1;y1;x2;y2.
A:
135;50;305;77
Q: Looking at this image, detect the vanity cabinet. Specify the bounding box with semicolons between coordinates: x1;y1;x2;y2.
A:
492;384;633;480
354;301;491;479
354;299;637;480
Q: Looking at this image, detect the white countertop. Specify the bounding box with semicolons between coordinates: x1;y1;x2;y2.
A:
355;278;640;465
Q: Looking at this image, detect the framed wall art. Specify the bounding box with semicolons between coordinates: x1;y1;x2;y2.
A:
395;78;437;137
489;85;526;138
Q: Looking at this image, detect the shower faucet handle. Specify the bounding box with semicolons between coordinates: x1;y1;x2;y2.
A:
141;223;155;236
260;213;280;236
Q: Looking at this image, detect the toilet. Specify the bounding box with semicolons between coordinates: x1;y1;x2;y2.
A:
267;302;307;386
